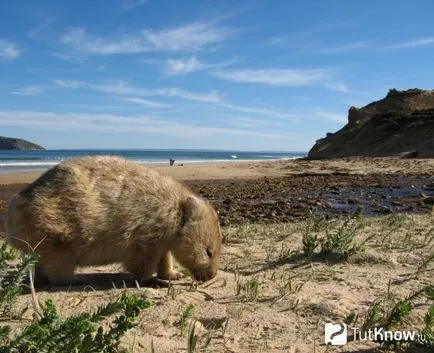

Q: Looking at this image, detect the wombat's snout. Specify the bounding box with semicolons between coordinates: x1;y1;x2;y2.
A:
192;268;217;283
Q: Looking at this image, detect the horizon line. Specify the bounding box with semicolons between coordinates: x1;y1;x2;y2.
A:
9;148;308;153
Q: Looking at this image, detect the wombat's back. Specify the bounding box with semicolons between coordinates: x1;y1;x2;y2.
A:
6;156;187;255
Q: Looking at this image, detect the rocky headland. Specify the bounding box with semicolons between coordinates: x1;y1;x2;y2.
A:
308;88;434;159
0;136;45;151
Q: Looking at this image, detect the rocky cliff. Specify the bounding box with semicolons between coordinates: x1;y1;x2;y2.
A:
0;136;45;151
308;89;434;159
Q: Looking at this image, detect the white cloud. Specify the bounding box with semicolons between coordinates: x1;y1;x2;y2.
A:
268;36;285;45
60;27;150;55
59;22;229;55
163;55;236;76
214;68;328;86
315;110;347;124
266;20;354;48
143;22;228;51
0;39;21;61
121;0;146;10
158;88;221;103
164;56;206;76
10;85;48;96
28;17;56;39
53;80;83;89
52;52;85;63
61;102;145;111
384;37;434;49
325;82;351;94
228;116;283;128
0;111;280;138
315;42;370;54
52;79;298;119
220;103;297;121
120;97;172;108
52;79;222;103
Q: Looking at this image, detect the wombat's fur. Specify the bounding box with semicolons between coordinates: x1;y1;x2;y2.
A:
5;156;222;285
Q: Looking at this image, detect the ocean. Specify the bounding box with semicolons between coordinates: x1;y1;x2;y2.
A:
0;149;307;174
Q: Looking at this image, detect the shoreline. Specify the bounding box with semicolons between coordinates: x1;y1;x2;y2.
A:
0;156;433;186
0;157;298;175
0;159;284;185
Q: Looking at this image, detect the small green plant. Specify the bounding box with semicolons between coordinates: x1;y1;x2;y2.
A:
278;273;309;296
421;304;434;349
234;273;260;302
167;280;177;299
1;292;150;353
264;244;276;260
301;207;366;260
302;230;320;258
0;242;150;353
319;207;364;258
301;209;327;257
0;243;39;316
187;320;198;353
243;277;260;301
278;243;292;260
349;284;434;351
185;320;212;353
221;317;230;337
176;304;194;336
234;223;255;239
414;250;434;278
343;311;358;326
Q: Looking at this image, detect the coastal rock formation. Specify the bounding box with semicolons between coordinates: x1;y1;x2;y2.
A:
0;136;45;151
308;89;434;159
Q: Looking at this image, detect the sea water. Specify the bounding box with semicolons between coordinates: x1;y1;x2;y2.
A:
0;149;306;174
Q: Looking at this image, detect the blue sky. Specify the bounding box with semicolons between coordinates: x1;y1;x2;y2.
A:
1;0;433;151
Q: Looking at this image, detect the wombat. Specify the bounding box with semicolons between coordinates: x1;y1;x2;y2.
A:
5;156;222;285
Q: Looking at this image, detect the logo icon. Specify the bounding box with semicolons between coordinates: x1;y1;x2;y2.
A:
325;322;347;345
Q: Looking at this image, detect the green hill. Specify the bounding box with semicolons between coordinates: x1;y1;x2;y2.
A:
0;136;45;151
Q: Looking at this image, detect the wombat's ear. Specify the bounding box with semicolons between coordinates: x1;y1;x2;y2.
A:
181;195;200;226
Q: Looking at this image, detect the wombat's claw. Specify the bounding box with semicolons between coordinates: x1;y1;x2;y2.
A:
159;270;184;281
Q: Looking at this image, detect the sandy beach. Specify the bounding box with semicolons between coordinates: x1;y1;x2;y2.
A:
1;157;433;353
0;160;276;185
1;157;434;185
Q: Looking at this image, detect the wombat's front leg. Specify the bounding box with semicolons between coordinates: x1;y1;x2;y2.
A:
124;244;159;283
157;251;184;280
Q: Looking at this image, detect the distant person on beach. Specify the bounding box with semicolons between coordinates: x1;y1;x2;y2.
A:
169;158;175;166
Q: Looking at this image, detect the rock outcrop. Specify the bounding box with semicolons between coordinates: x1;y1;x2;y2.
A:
0;136;45;151
308;89;434;159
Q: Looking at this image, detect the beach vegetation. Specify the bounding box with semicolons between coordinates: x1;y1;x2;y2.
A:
0;243;150;353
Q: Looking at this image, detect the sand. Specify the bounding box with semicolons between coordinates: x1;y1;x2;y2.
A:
3;214;433;352
0;157;434;185
0;161;276;185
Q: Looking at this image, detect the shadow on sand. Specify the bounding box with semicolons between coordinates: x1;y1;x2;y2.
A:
21;272;181;293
